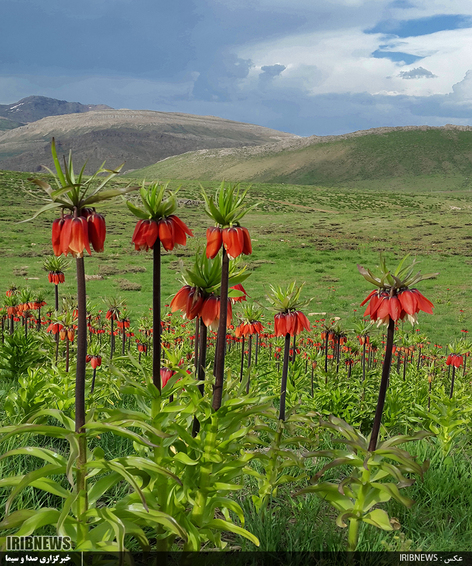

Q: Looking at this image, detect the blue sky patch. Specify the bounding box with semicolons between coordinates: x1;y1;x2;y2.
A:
371;50;423;64
365;14;472;37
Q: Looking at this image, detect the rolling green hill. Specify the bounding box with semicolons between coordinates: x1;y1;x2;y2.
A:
125;125;472;190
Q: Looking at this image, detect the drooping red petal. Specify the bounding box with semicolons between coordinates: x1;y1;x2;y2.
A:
376;297;390;321
206;226;223;259
160;368;174;388
132;220;145;247
60;215;73;256
170;285;192;313
170;215;193;247
159;218;175;251
360;289;376;307
398;290;417;315
411;289;434;315
69;217;91;257
52;218;64;256
201;296;219;328
222;227;244;259
388;296;402;321
285;312;298;336
186;288;204;320
274;313;287;337
295;311;311;334
87;212;106;253
240;226;252;256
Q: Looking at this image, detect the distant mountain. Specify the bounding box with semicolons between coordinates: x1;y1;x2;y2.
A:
125;124;472;187
0;96;112;125
0;108;298;173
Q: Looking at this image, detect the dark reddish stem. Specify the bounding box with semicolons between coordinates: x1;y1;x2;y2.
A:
153;240;162;391
212;248;229;411
279;332;291;421
368;318;395;452
75;256;87;434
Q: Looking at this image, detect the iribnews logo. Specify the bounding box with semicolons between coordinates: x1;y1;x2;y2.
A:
6;537;73;551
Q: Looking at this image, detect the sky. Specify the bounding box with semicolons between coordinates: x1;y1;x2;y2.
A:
1;0;472;136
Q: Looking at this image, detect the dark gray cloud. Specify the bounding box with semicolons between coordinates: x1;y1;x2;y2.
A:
399;67;438;79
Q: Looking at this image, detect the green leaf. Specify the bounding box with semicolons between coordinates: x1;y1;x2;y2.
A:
362;508;394;531
120;504;187;541
8;508;61;537
126;201;150;220
205;519;259;547
51;138;67;186
5;464;66;514
0;446;67;466
173;452;199;466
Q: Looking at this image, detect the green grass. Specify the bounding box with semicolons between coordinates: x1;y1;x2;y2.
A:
0;170;472;344
124;128;472;187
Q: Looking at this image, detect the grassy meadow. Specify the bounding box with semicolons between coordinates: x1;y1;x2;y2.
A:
1;169;471;345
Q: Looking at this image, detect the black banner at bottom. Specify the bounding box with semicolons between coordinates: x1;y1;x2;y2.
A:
1;552;471;566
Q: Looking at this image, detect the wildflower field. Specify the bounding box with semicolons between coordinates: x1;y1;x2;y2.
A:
0;149;472;555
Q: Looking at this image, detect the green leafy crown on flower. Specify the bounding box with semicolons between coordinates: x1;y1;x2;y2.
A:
43;255;70;274
126;181;178;220
266;281;311;313
23;138;135;221
239;303;264;324
181;252;250;297
358;254;438;292
201;181;257;227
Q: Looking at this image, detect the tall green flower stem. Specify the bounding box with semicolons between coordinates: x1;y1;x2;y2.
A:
279;333;291;421
153;241;162;391
212;248;229;410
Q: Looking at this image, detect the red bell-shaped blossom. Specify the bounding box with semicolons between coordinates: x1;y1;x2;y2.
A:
132;219;158;251
132;216;193;252
230;284;248;303
59;216;92;258
446;354;463;368
221;226;252;260
274;311;310;337
52;218;64;256
200;295;232;330
160;367;174;388
206;226;223;259
48;271;65;284
235;320;264;337
90;355;102;369
362;288;434;325
86;211;106;253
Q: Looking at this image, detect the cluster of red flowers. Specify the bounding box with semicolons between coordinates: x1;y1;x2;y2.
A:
361;288;434;324
17;300;46;312
235;321;264;337
446;354;463;367
86;354;102;369
274;311;310;337
206;226;252;260
48;272;65;284
52;209;106;258
132;216;193;252
170;285;232;330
